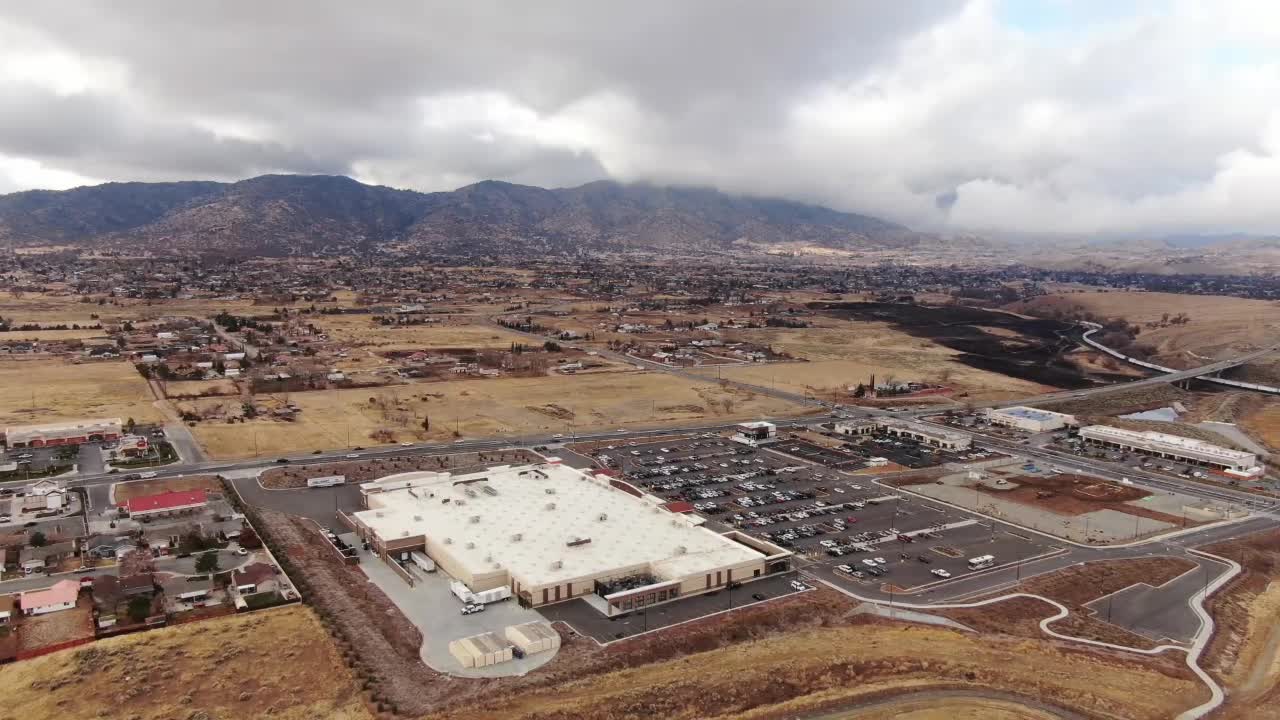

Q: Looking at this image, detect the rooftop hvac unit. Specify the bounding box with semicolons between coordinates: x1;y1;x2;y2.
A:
675;545;687;555
551;560;563;570
511;533;523;542
546;502;557;510
598;513;608;521
464;488;477;498
466;542;475;549
455;499;466;506
401;530;410;537
485;554;493;563
375;511;384;518
413;515;422;522
444;537;453;545
567;537;592;547
545;488;556;495
470;515;481;524
482;485;498;496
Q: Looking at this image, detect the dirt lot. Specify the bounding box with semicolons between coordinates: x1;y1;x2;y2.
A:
0;605;371;720
0;357;163;427
112;474;223;503
258;449;540;488
1198;529;1280;718
182;372;813;459
975;473;1190;527
16;596;95;656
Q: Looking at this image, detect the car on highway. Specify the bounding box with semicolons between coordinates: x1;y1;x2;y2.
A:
552;433;564;439
275;458;290;464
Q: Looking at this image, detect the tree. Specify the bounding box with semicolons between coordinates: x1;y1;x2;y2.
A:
422;415;430;433
195;550;220;576
125;417;137;434
127;596;152;623
238;528;263;550
29;531;47;547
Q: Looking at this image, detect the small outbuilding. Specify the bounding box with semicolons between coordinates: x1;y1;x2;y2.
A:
504;621;561;655
448;631;514;668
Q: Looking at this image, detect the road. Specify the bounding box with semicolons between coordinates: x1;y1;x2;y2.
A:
0;549;243;594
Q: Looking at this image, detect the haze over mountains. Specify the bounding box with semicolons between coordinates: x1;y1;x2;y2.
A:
0;175;926;257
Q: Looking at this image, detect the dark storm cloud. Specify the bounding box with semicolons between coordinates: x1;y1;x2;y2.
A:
2;1;1280;234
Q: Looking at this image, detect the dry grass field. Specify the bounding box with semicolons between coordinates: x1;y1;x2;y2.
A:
424;620;1204;720
0;357;162;427
0;292;280;326
0;605;371;720
313;315;530;352
182;371;813;458
689;322;1050;401
0;328;111;342
1010;291;1280;365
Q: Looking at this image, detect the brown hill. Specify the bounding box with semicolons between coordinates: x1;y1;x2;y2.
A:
0;174;931;257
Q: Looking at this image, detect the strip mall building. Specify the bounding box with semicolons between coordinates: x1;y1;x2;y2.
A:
350;462;792;615
3;418;122;448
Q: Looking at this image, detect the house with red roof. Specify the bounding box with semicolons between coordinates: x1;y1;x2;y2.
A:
19;579;79;616
122;489;208;520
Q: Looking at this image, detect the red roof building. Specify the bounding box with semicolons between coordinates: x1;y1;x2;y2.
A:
122;489;208;518
661;500;695;514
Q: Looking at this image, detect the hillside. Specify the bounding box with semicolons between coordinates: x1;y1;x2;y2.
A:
0;175;926;257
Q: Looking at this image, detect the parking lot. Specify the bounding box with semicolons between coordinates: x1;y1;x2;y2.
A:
588;434;1060;595
780;433;972;471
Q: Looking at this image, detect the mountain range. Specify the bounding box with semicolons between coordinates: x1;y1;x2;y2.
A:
0;174;926;257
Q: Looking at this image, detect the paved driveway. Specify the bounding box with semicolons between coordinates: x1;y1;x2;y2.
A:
228;474;363;531
356;547;558;677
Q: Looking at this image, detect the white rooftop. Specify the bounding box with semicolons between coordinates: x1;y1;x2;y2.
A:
1079;425;1255;463
356;463;765;588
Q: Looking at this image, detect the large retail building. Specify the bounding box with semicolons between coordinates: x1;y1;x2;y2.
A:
350;462;792;614
985;406;1077;433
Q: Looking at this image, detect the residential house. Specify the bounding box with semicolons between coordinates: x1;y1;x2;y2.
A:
19;579;79;615
161;576;213;604
0;595;13;625
82;534;136;560
140;522;198;555
232;563;280;597
91;575;124;612
120;573;156;598
19;541;75;573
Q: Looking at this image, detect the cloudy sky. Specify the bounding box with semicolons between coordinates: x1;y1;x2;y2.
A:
1;0;1279;236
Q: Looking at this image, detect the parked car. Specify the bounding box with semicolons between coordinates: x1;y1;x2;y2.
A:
460;603;485;615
